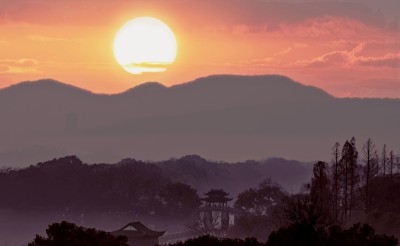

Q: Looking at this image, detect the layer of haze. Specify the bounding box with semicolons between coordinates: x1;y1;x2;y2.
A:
0;0;399;97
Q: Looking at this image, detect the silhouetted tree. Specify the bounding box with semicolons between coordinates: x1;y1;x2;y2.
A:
331;142;340;223
159;182;201;216
28;221;128;246
170;235;265;246
339;137;359;223
382;144;388;176
389;151;395;181
267;223;398;246
232;179;287;240
267;224;327;246
235;179;286;217
310;161;332;223
349;137;359;220
268;194;329;246
269;187;398;246
397;156;400;174
362;138;378;214
282;194;331;230
327;223;398;246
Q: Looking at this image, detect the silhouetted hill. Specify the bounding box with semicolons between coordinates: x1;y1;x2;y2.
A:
0;79;94;97
157;155;311;194
0;155;311;212
172;75;333;104
0;75;398;166
120;81;167;96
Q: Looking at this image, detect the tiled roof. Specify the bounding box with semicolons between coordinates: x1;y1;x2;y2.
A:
111;222;165;238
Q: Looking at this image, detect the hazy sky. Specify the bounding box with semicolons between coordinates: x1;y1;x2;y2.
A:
0;0;399;97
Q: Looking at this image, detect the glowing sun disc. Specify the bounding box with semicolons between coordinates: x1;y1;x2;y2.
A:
113;17;177;74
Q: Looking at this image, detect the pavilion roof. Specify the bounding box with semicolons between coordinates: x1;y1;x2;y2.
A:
204;189;230;197
201;197;233;202
202;189;232;202
111;222;165;238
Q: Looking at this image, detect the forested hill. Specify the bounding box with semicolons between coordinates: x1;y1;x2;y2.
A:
0;155;312;212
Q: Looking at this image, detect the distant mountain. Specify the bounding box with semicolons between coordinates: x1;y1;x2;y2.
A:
0;155;311;212
156;154;312;194
0;75;399;167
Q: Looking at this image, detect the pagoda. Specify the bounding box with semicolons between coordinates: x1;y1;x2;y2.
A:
199;189;234;230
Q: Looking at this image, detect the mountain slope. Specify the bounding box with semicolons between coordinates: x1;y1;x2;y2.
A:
0;75;398;166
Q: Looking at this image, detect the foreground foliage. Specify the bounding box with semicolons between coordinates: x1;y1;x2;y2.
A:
170;235;265;246
28;221;128;246
267;223;397;246
170;224;397;246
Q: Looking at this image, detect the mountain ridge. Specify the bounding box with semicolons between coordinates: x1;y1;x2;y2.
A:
0;74;398;167
0;79;94;95
0;74;333;99
3;74;399;101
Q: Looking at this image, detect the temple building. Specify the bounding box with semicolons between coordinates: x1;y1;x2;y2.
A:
111;221;165;246
199;189;234;230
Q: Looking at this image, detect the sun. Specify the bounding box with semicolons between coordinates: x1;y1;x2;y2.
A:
113;17;177;75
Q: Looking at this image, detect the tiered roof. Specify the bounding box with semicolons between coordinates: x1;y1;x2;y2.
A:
201;189;233;203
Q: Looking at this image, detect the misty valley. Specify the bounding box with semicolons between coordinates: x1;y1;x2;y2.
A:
1;137;400;245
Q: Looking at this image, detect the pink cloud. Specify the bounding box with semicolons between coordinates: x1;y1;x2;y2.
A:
277;17;388;40
357;53;400;68
298;43;400;68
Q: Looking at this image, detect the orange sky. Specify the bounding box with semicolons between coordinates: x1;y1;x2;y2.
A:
0;0;399;97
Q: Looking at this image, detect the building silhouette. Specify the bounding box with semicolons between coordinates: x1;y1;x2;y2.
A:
199;189;234;230
111;221;165;246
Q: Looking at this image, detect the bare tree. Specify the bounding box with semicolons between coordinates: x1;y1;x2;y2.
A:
397;156;400;174
331;142;340;223
282;194;330;229
340;141;350;224
389;150;395;181
348;137;358;220
339;137;358;223
362;138;377;214
382;144;387;176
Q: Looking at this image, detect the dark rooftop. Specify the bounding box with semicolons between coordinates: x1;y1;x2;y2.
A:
204;189;230;197
111;222;165;238
202;189;232;203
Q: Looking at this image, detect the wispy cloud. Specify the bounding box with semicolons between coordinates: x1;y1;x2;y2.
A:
0;59;39;74
298;43;400;68
274;47;292;56
28;35;81;43
357;53;400;68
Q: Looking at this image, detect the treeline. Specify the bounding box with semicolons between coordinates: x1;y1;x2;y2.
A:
29;221;398;246
174;224;398;246
28;221;129;246
228;137;400;243
310;137;400;224
0;155;309;215
0;156;202;216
